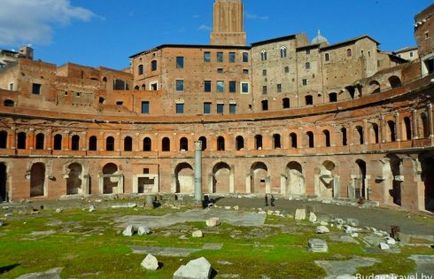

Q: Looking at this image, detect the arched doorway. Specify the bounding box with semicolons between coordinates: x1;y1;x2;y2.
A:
67;163;83;195
250;162;268;193
30;163;45;197
352;160;367;200
419;153;434;212
212;162;231;193
286;162;305;196
175;163;194;193
382;155;402;206
316;160;337;199
0;163;6;202
102;163;118;194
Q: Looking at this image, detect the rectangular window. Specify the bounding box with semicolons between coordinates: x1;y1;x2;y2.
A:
217;103;224;114
229;52;236;63
262;86;267;95
277;84;282;93
176;56;184;69
284;66;289;73
217;68;224;73
204;51;211;62
229;103;237;114
204;80;212;92
8;83;14;91
32;83;41;95
217;52;224;62
203;102;211;114
216;81;224;93
242;52;249;63
262;69;267;76
241;82;249;94
302;79;308;86
229;81;236;93
176;103;184;114
176;80;184;92
261;100;268;111
141;101;149;114
243;69;249;74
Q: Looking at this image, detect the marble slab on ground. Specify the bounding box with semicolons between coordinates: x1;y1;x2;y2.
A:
202;243;223;250
117;208;266;229
15;268;63;279
409;255;434;276
130;246;200;257
315;257;379;278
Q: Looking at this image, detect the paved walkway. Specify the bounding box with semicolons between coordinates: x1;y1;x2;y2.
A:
214;197;434;236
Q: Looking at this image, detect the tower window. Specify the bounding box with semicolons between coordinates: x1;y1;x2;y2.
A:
176;56;184;69
32;83;41;95
217;52;224;62
204;51;211;62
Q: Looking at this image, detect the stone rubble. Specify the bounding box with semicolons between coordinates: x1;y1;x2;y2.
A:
192;230;204;238
173;257;212;279
206;217;220;227
141;254;159;271
294;209;306;220
138;226;151;236
122;225;135;237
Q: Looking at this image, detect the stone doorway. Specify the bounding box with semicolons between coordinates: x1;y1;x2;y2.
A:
316;160;338;199
211;162;232;193
419;153;434;212
0;163;6;202
30;163;45;197
353;159;368;200
102;163;119;194
250;162;268;194
286;162;305;197
66;163;83;195
175;163;194;193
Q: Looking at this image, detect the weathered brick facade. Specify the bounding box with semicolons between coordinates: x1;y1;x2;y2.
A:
0;1;433;213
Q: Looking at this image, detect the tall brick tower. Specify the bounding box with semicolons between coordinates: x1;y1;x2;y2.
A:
210;0;247;46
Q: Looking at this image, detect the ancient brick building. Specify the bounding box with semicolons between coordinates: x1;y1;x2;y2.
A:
0;0;433;213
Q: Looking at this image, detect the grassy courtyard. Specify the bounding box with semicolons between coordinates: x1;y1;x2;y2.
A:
0;201;433;278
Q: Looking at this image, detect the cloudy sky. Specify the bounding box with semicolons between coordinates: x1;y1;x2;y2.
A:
0;0;431;69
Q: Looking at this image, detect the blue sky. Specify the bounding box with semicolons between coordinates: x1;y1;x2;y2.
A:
0;0;431;70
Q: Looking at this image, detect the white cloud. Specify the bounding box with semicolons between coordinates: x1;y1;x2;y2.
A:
198;24;212;31
245;11;269;20
0;0;95;46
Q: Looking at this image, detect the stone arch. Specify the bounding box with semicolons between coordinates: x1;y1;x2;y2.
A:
3;99;14;107
180;137;188;151
388;76;402;88
66;163;83;195
175;162;194;193
106;136;115;151
369;123;379;144
236;136;244;151
316;160;337;199
35;133;45;150
250;162;268;194
0;131;7;149
124;136;133;152
286;162;305;197
143;137;152;151
369;80;381;94
17;132;26;149
418;152;434;212
212;162;232;193
102;163;118;194
30;162;45;197
0;163;7;202
54;134;63;150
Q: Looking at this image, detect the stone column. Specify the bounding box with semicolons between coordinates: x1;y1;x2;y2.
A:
46;129;53;151
28;128;35;150
395;112;401;142
10;126;16;150
380;115;385;144
194;141;203;203
428;103;434;138
412;110;419;139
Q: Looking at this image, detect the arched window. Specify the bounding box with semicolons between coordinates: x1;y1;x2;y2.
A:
282;98;290;109
329;92;337;103
341;127;348;146
71;135;80;151
347;48;352;57
255;135;263;150
404;117;412;140
106;136;115;151
290;133;297;148
162;137;170;152
134;85;139;90
369;80;381;94
124;136;133;152
151;60;158;71
387;121;396;142
143;137;152;151
35;133;44;150
3;99;14;107
323;130;331;147
17;132;26;149
138;64;144;75
53;134;62;150
261;50;267;61
388;76;401;88
370;123;379;144
236;136;244;151
217;136;225;151
325;53;330;62
421;113;429;138
355;126;364;145
0;131;7;149
273;134;281;149
180;137;188;151
88;136;97;151
198;136;207;151
280;47;287;58
307;132;314;148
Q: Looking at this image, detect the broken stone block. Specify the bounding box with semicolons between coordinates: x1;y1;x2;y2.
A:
55;208;63;213
316;226;330;234
206;217;220;227
294;209;306;220
173;257;212;279
122;225;135;237
192;230;203;238
233;205;239;211
88;205;96;213
379;242;390;250
141;254;159;271
138;226;151;236
386;237;396;245
309;212;317;223
347;218;359;227
15;267;63;279
308;238;328;253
